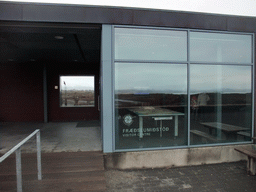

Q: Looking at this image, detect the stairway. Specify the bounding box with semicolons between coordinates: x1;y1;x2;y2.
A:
0;151;106;192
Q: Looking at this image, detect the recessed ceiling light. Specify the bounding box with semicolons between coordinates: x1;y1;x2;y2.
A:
55;36;64;40
30;59;36;61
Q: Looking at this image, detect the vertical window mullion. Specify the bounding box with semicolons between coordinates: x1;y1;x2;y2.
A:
187;30;191;146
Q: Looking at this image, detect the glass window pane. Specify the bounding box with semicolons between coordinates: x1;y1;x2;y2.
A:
115;63;188;150
190;32;252;63
115;28;187;61
60;76;95;107
190;65;252;145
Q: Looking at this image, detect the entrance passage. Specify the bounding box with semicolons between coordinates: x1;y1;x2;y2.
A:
0;23;101;122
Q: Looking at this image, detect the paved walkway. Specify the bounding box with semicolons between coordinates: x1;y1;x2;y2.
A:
0;122;102;154
105;161;256;192
1;122;255;191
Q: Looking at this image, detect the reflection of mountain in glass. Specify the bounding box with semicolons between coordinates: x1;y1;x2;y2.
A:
63;85;94;91
115;91;251;110
190;88;251;94
116;88;251;95
116;89;186;95
115;92;185;109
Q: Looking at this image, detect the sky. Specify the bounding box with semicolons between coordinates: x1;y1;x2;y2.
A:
2;0;256;17
60;76;94;90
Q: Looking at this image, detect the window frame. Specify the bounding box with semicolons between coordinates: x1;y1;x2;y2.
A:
112;25;255;152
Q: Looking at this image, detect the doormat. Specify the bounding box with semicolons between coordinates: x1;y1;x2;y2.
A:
76;121;100;128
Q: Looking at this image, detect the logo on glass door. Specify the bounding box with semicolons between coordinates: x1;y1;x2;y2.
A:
123;114;134;126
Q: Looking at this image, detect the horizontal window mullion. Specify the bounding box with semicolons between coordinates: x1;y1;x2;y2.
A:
114;59;188;64
189;29;254;36
189;61;253;66
114;60;253;66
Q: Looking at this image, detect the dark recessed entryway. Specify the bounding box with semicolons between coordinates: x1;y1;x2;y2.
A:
0;22;101;122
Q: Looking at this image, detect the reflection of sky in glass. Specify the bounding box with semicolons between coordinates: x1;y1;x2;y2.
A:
60;76;94;90
115;28;187;61
190;32;252;63
115;63;187;94
190;65;252;94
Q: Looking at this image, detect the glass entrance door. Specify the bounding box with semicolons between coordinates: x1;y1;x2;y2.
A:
60;76;95;108
47;65;100;122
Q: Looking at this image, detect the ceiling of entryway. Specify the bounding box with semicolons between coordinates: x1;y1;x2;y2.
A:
0;23;101;63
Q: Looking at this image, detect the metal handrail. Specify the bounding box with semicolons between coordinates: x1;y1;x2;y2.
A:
0;129;42;192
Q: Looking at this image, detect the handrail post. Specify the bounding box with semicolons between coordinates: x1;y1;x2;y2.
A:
15;148;22;192
36;131;42;180
0;129;42;192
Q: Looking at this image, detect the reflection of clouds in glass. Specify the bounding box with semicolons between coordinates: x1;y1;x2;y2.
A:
115;63;187;93
191;65;251;93
115;28;187;61
60;76;94;90
190;32;252;63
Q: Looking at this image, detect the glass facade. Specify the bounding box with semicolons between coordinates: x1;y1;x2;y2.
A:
114;26;253;151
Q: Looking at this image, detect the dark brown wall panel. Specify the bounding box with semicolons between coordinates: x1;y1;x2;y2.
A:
1;2;255;34
0;62;44;122
0;3;23;21
227;16;256;32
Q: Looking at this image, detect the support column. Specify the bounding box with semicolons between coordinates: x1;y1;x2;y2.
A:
101;25;114;153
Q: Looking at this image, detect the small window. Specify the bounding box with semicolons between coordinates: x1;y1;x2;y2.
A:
115;27;187;61
60;76;95;107
190;32;252;63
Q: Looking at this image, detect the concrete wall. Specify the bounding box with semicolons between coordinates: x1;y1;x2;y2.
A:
104;145;250;169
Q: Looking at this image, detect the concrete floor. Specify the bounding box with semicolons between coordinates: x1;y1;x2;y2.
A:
0;121;102;154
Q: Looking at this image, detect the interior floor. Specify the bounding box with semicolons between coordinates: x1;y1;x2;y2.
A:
0;121;102;154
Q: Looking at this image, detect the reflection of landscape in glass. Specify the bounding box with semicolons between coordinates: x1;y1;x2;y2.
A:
115;63;187;109
190;65;252;94
60;76;95;107
115;63;188;149
115;28;187;61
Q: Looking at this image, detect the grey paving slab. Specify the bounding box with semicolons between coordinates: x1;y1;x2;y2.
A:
105;161;256;192
0;122;102;154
